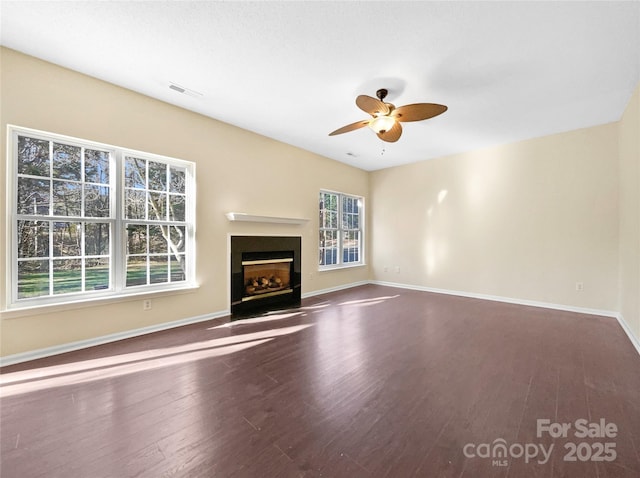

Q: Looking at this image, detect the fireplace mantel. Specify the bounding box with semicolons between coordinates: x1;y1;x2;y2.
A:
226;212;309;225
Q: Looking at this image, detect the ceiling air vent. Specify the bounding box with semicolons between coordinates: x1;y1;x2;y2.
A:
168;82;203;98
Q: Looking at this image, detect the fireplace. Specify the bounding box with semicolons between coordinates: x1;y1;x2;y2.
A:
230;236;301;318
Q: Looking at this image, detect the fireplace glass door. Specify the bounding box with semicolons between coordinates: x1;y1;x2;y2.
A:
242;258;292;301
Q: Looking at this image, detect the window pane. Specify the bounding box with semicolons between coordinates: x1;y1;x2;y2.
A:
126;256;147;287
320;192;339;229
321;207;337;228
85;223;110;256
125;189;146;219
52;143;81;181
86;258;110;290
149;225;167;254
84;184;110;218
84;149;110;184
148;161;167;191
320;192;338;212
53;181;81;216
148;192;167;221
169;194;185;221
53;259;82;294
329;211;338;229
170;254;186;282
125;156;146;188
18;260;49;299
127;225;147;254
18;220;49;258
150;256;168;284
343;231;360;263
52;222;81;257
169;225;186;253
18;136;50;177
170;167;185;193
319;230;338;266
17;178;50;215
342;196;360;230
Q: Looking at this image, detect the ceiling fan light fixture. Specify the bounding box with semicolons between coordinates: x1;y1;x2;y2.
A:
328;88;447;142
369;115;396;134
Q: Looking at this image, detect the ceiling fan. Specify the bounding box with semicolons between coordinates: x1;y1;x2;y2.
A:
329;88;447;143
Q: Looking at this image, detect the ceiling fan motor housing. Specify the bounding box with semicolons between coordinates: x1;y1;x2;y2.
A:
376;88;388;101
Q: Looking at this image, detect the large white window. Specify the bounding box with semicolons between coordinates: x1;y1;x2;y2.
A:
7;126;196;309
319;190;364;269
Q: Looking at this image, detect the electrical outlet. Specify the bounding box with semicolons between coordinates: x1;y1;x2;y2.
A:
575;282;584;291
383;266;388;272
395;266;400;273
143;299;152;310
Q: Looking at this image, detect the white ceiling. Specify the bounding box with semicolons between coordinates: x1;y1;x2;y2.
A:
1;1;639;171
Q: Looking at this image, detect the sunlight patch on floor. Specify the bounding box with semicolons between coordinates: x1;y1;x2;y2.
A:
0;324;312;397
210;310;306;329
338;295;399;306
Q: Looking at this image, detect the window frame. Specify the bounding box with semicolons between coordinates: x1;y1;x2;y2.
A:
5;125;197;311
318;189;365;271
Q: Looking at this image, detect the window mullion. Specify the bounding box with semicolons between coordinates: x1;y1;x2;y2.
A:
113;150;124;293
47;141;54;297
80;145;86;293
338;194;343;265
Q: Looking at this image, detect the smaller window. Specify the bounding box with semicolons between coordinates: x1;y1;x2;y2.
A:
319;191;364;269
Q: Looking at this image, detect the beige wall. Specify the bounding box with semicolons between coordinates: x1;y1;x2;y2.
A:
618;83;640;341
1;47;637;359
0;48;370;356
370;123;620;312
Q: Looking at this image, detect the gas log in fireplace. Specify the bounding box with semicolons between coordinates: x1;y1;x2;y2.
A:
230;236;301;318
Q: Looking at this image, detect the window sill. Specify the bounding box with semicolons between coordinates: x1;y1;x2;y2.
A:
318;263;367;272
1;284;200;320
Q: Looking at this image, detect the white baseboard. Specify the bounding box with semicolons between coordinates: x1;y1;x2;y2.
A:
0;309;229;367
370;280;619;318
615;313;640;356
3;281;366;367
4;280;638;367
302;280;370;299
372;281;640;356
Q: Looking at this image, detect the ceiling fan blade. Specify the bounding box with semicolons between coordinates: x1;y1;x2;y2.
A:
377;121;402;143
392;103;448;122
328;119;371;136
356;95;390;116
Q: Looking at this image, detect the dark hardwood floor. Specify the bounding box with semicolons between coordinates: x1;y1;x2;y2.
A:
1;284;639;477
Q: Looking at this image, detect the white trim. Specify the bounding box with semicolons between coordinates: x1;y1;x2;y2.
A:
0;308;229;367
4;280;637;367
371;281;639;356
370;280;619;318
373;281;638;356
318;262;367;272
615;313;640;356
225;213;308;225
301;280;369;299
